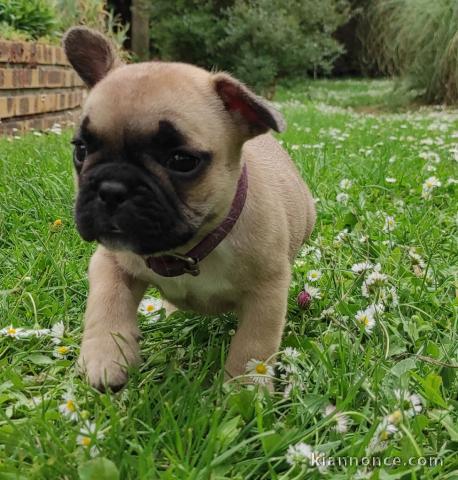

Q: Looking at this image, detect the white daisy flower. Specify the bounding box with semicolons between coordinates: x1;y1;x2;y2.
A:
53;345;71;359
394;389;423;416
285;442;313;466
334;228;349;245
362;271;388;297
422;176;441;199
336;192;349;204
366;418;398;454
383;215;396;233
0;326;27;338
77;422;104;457
58;392;78;421
320;306;335;319
283;347;301;360
408;248;426;269
446;178;458;185
297;245;322;263
51;321;65;345
355;307;376;333
245;359;274;384
339;178;352;190
138;296;163;322
303;283;322;299
351;261;373;274
385;177;397;183
283;383;293;399
307;270;322;282
324;404;350;433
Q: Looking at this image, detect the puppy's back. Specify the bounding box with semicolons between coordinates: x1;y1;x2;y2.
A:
243;134;316;263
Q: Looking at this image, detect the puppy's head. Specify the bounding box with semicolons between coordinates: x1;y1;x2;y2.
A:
63;27;285;255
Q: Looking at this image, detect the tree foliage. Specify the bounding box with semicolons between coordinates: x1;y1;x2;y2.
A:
150;0;351;95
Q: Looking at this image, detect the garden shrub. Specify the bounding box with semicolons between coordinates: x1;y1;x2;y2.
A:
365;0;458;104
0;0;56;40
0;0;128;51
150;0;351;95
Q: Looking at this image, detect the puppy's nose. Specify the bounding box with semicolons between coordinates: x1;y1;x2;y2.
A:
98;181;127;208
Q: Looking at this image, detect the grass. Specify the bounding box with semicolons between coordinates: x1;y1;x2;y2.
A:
0;79;457;479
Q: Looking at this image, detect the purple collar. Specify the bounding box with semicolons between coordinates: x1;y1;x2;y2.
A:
145;163;248;277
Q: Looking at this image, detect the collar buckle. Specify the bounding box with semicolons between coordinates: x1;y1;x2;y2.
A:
170;253;200;276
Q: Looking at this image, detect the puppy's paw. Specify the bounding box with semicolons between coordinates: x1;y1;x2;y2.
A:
78;332;140;392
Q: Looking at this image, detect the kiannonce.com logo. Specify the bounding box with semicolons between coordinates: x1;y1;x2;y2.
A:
310;453;443;468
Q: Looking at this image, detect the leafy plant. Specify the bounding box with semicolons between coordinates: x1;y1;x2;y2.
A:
0;0;56;39
364;0;458;104
150;0;351;95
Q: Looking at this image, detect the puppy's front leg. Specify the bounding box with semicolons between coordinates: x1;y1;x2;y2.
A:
79;246;147;391
225;272;290;383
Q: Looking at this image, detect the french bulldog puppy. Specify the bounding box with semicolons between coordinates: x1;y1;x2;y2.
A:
63;27;316;391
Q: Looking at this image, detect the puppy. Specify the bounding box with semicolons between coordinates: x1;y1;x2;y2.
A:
63;27;316;391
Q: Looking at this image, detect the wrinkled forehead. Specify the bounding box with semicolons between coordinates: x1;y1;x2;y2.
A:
80;64;222;149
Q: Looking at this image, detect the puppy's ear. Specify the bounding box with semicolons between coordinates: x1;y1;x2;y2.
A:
62;27;121;88
213;72;286;138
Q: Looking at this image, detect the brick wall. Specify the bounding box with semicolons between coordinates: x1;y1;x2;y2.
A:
0;40;85;135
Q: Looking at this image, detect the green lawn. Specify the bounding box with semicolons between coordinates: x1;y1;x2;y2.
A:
0;79;457;479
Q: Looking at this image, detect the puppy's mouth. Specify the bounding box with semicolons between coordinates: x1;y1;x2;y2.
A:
75;164;199;255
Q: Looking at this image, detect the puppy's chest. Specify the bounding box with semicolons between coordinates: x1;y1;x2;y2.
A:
117;247;238;314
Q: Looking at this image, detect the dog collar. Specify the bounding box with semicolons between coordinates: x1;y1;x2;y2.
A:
145;163;248;277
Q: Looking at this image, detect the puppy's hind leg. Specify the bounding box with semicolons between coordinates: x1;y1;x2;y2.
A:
78;246;148;392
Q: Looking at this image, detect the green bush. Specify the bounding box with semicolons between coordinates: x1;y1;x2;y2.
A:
150;0;351;95
0;0;56;39
365;0;458;104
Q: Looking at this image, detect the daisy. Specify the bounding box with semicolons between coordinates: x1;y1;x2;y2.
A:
336;192;349;204
334;228;349;245
301;245;322;261
355;307;376;333
283;347;301;360
366;418;398;454
339;178;352;190
408;248;426;269
385;177;397;183
77;422;104;457
245;359;274;384
383;215;396;233
58;392;78;421
307;270;322;282
51;321;65;345
53;345;71;359
351;261;373;274
362;271;388;297
320;306;335;319
138;296;163;322
324;404;350;433
283;383;293;399
285;442;313;466
304;283;321;299
422;176;441;199
0;326;26;338
394;389;423;417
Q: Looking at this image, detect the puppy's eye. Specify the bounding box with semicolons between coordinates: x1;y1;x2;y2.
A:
72;142;87;168
166;152;200;173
